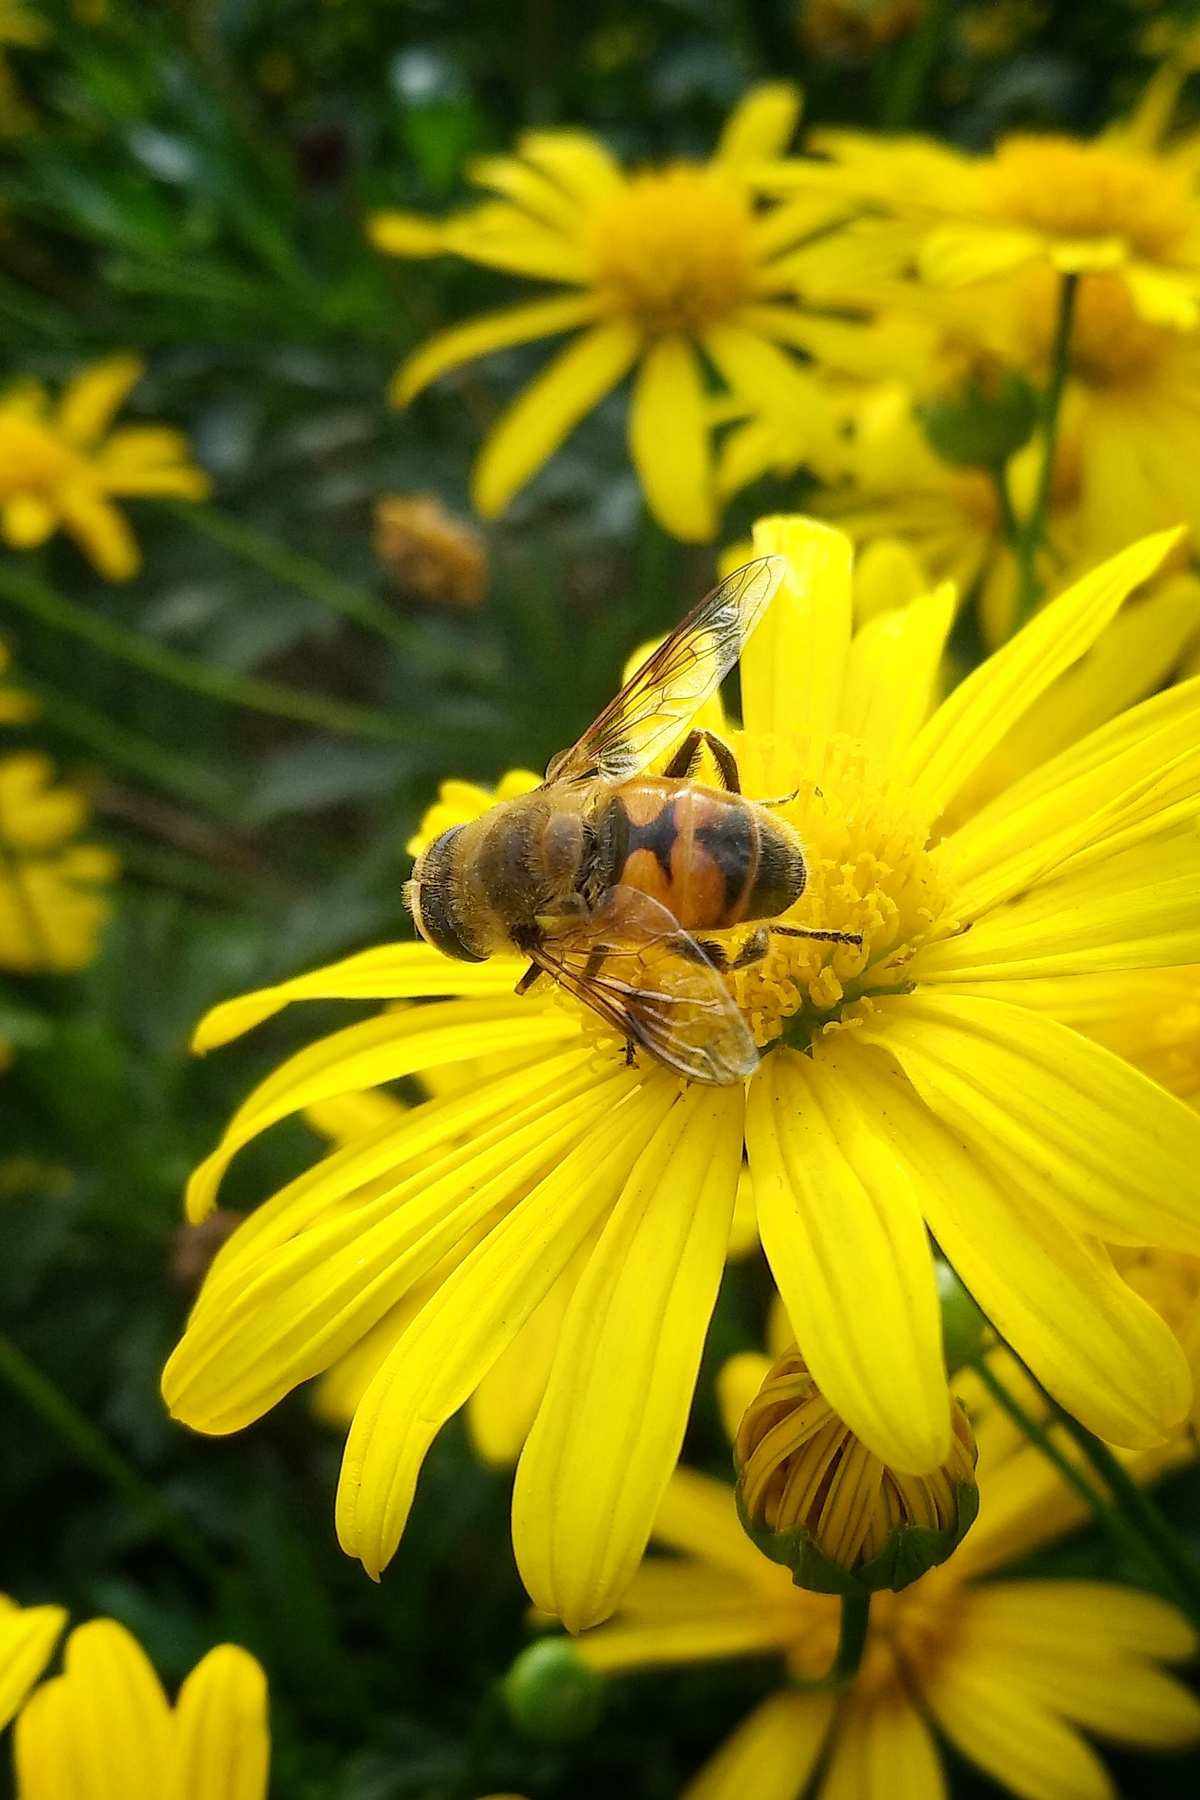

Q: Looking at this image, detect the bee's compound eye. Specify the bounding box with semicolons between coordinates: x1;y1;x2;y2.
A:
409;826;486;962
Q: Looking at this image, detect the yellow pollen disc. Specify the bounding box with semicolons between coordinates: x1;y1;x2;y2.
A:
1021;266;1170;385
586;165;756;333
723;731;953;1051
985;134;1194;261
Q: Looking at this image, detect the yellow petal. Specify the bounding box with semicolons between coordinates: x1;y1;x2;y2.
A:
962;1581;1197;1666
702;324;822;429
513;1083;743;1629
652;1466;775;1584
744;515;852;760
170;1646;270;1800
1124;260;1200;329
917;223;1043;287
716;84;803;166
467;1258;577;1467
44;1620;173;1800
193;942;521;1051
903;531;1181;821
465;152;584;231
471;321;641;518
838;581;956;758
166;1059;625;1432
441;202;590;283
13;1678;73;1800
865;991;1200;1255
0;1601;66;1730
844;1024;1193;1449
627;335;715;542
745;1045;949;1475
921;1657;1114;1800
335;1078;675;1578
684;1692;835;1800
55;486;140;582
2;493;57;549
367;211;445;256
821;1692;946;1800
576;1560;795;1673
516;130;623;204
185;997;577;1221
56;354;143;446
390;293;601;406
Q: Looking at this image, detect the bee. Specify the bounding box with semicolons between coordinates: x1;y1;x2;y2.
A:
406;557;859;1084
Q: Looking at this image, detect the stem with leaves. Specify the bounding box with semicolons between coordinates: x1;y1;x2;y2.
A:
1010;270;1078;625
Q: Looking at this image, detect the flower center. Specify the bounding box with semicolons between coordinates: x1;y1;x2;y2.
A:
1020;267;1170;386
0;416;79;496
724;730;953;1050
985;134;1193;261
586;166;756;333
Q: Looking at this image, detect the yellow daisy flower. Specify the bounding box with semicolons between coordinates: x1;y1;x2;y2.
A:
11;1617;269;1800
567;1359;1200;1800
0;355;210;582
0;751;116;972
371;86;848;540
755;86;1200;328
0;1599;65;1733
165;517;1200;1630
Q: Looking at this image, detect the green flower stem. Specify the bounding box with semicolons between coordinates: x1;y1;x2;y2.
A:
169;503;414;654
1046;1399;1200;1625
1013;269;1078;624
794;1592;871;1691
0;564;415;745
0;1327;220;1585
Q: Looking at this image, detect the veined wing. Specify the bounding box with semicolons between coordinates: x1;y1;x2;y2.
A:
545;556;787;785
525;886;758;1086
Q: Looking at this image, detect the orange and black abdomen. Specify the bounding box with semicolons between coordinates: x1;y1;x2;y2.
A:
595;779;806;931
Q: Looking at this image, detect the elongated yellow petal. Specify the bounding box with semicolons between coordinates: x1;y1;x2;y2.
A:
441;202;590;283
170;1646;270;1800
716;84;803;166
821;1692;946;1800
13;1678;73;1800
513;1083;742;1630
472;321;641;518
367;211;445;256
0;1601;66;1730
516;130;623;203
962;1582;1196;1666
841;1029;1193;1448
745;1045;949;1474
903;531;1180;820
390;293;600;406
702;324;823;429
468;1257;577;1467
56;354;143;447
3;493;57;549
185;997;578;1221
576;1561;796;1673
465;153;585;231
652;1467;776;1584
917;222;1043;286
628;336;715;542
743;516;852;759
336;1078;675;1578
838;581;956;758
921;824;1200;983
867;991;1200;1254
56;486;140;582
193;942;521;1051
921;1657;1113;1800
166;1062;626;1432
684;1692;835;1800
54;1621;173;1800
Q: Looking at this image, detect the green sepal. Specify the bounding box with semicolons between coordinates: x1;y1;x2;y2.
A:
736;1479;980;1597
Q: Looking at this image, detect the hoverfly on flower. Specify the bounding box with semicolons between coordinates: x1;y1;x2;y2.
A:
405;556;860;1085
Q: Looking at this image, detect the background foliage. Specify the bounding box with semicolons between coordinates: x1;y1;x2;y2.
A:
2;2;1199;1794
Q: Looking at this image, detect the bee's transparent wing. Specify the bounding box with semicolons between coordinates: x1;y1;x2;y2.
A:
525;886;758;1086
545;556;787;785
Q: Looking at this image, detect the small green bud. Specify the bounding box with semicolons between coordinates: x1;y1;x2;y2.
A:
918;370;1038;469
502;1639;603;1743
936;1258;988;1375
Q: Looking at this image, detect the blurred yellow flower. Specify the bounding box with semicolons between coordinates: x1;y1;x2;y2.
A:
371;85;845;540
11;1617;269;1800
0;751;116;972
164;518;1200;1632
757;89;1200;327
0;1599;64;1733
568;1361;1200;1800
374;493;489;608
0;355;210;582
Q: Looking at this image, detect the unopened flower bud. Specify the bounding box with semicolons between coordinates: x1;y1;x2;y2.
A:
373;493;487;608
502;1639;603;1743
918;369;1037;469
733;1344;978;1596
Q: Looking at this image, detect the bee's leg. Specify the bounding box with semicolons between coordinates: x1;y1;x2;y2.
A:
760;788;799;810
624;1038;639;1069
662;728;741;793
691;927;769;972
514;961;544;996
771;925;864;947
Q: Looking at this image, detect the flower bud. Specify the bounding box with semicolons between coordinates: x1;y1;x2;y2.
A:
733;1344;978;1596
502;1640;603;1743
918;368;1037;469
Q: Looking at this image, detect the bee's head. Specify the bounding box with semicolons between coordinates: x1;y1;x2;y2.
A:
405;824;487;962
